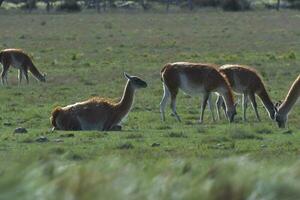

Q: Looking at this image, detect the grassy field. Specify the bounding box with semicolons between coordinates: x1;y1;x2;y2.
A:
0;10;300;199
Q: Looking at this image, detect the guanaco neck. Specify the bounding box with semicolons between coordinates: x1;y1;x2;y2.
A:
116;80;136;117
219;86;235;112
278;76;300;116
257;87;275;117
28;62;44;81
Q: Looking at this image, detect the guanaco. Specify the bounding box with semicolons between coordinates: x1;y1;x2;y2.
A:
216;65;276;121
0;48;46;85
275;75;300;128
50;73;147;131
160;62;237;123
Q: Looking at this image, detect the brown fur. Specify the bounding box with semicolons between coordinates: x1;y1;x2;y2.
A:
0;48;46;84
219;65;267;94
50;74;147;131
217;64;275;121
161;63;233;98
160;62;236;123
50;107;63;128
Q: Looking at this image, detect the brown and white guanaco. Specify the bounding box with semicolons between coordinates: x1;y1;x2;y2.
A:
216;65;276;121
50;73;147;131
275;75;300;128
0;48;46;85
160;62;237;123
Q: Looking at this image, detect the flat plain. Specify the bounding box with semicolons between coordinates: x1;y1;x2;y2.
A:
0;10;300;200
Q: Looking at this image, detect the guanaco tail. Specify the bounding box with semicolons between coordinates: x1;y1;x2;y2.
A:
0;48;46;85
275;75;300;128
216;65;276;121
160;62;237;123
50;73;147;131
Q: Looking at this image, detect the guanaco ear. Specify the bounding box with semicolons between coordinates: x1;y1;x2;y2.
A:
124;72;131;80
275;100;282;108
234;103;238;108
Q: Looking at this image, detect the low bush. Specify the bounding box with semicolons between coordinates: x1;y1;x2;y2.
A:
57;0;81;12
221;0;251;11
20;0;37;10
288;0;300;9
193;0;220;7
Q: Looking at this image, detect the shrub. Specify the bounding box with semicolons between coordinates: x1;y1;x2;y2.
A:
193;0;220;7
221;0;251;11
57;0;81;12
20;0;37;10
287;0;300;9
287;0;300;3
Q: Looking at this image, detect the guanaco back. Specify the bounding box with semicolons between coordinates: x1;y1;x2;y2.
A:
216;65;276;121
160;62;236;123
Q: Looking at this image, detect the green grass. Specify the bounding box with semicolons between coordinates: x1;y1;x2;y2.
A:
0;10;300;199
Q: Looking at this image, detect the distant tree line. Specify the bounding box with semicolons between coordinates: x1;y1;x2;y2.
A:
0;0;300;12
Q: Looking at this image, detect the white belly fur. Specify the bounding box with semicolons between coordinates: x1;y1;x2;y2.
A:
179;73;205;96
11;55;23;69
77;117;104;131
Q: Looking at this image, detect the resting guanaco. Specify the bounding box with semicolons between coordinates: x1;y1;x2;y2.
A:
0;48;46;85
50;73;147;131
160;62;236;123
275;75;300;128
216;65;276;121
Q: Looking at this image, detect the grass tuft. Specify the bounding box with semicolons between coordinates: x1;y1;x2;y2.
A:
124;133;143;139
229;128;263;140
255;127;273;134
165;132;187;138
116;142;134;150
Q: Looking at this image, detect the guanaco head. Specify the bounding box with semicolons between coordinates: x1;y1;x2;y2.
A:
124;72;147;89
274;104;286;128
273;100;286;128
40;73;46;82
275;112;287;128
226;103;237;123
268;106;277;120
275;100;283;108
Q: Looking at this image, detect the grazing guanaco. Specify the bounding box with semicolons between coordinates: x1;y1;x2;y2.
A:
50;73;147;131
216;65;276;121
275;75;300;128
160;62;237;123
0;48;46;85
